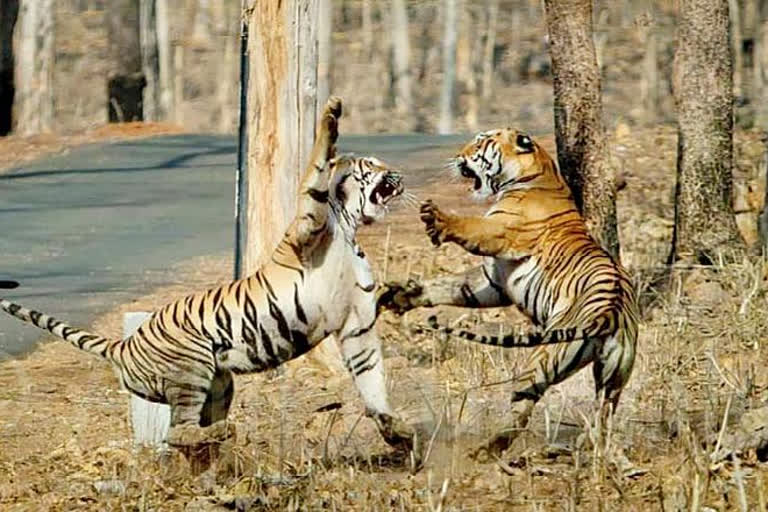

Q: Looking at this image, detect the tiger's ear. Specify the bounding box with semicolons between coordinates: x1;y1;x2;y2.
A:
514;133;535;154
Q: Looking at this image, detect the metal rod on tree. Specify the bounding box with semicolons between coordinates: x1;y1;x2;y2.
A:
234;0;249;280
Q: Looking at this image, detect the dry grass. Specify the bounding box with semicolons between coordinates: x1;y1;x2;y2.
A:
2;127;768;510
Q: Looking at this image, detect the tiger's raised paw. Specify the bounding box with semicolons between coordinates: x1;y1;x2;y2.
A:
376;279;423;316
420;200;451;247
317;96;342;158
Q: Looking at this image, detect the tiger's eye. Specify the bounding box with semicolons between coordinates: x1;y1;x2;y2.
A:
516;134;534;152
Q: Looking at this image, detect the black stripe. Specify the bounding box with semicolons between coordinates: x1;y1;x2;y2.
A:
215;304;233;341
355;281;375;293
268;298;292;342
259;324;278;363
307;188;329;203
459;283;481;307
293;284;308;324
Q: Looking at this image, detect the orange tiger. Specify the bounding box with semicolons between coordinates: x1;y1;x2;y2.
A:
378;128;638;457
0;98;417;455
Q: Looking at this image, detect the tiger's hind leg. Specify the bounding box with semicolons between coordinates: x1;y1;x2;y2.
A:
166;381;235;449
592;331;636;430
200;368;235;427
472;339;596;460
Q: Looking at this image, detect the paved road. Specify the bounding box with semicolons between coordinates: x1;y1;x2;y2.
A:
0;133;467;359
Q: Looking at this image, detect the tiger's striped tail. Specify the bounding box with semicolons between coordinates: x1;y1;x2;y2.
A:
0;297;118;360
424;315;586;348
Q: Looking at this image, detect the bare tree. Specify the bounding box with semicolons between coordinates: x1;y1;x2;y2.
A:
670;0;745;262
139;0;160;121
639;14;659;123
107;0;145;122
729;0;743;100
244;0;319;272
362;0;373;57
753;0;768;128
390;0;411;113
156;0;173;121
480;0;498;102
0;0;18;135
456;0;478;131
543;0;619;259
216;2;237;133
192;0;212;43
438;0;456;134
317;0;333;113
14;0;54;135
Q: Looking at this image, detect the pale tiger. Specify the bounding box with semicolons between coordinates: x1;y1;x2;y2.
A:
0;97;417;454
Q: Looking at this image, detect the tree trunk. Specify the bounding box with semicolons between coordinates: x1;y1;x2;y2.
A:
729;0;743;100
456;0;478;131
14;0;54;135
0;0;18;135
173;44;183;124
754;1;768;128
390;0;411;113
107;0;145;122
543;0;619;260
361;0;373;57
639;22;659;124
438;0;456;134
244;0;319;272
156;0;173;120
139;0;159;121
193;0;211;44
480;0;498;102
670;0;745;263
316;0;333;112
218;27;236;133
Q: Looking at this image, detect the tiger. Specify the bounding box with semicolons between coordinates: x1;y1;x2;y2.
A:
0;97;418;456
377;128;638;458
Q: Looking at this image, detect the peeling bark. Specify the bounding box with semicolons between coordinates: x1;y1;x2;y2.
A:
244;0;319;272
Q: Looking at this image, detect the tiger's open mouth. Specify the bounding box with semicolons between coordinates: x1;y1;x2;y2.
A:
370;173;403;206
457;161;482;191
364;172;403;225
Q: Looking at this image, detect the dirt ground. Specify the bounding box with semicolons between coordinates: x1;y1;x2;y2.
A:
2;127;768;510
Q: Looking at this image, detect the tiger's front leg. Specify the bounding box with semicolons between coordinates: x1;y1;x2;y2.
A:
378;263;511;315
337;327;418;457
420;200;523;259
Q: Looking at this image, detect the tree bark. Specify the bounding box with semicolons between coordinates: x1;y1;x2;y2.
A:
156;0;173;120
753;1;768;128
639;22;659;123
14;0;54;135
728;0;743;100
670;0;745;263
107;0;145;122
456;0;478;131
438;0;456;134
0;0;18;135
193;0;211;43
139;0;159;121
543;0;619;260
390;0;411;113
480;0;498;102
316;0;333;113
244;0;319;272
361;0;373;57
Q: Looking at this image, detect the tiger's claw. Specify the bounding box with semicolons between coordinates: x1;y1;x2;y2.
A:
376;279;423;315
420;200;450;247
